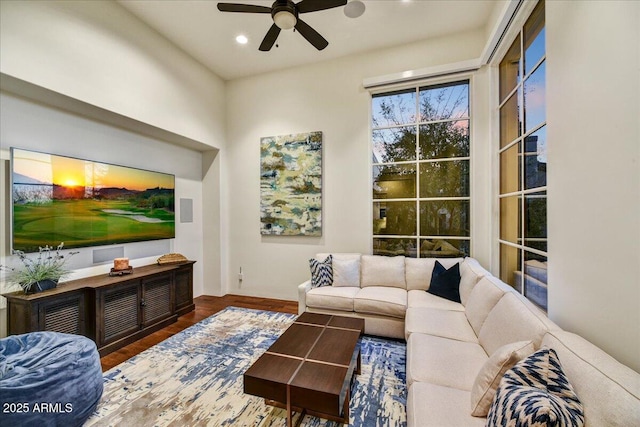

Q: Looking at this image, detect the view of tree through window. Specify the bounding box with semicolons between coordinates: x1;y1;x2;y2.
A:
498;0;547;310
372;80;470;258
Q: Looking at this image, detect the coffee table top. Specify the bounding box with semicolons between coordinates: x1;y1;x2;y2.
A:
244;312;364;418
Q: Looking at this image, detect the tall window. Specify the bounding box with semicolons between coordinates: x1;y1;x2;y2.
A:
498;1;547;310
371;80;471;258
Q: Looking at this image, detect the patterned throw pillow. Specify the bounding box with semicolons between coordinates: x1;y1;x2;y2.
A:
486;347;584;427
309;255;333;288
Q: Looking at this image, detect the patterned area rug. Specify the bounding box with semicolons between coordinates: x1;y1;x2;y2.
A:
85;307;406;426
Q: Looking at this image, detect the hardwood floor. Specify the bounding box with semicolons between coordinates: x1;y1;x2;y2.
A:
100;294;298;371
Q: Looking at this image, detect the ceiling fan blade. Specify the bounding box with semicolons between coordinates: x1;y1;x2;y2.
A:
217;3;272;13
297;0;347;14
294;18;328;50
259;24;282;51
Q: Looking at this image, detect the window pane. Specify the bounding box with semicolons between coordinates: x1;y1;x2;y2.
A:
420;160;469;198
500;196;521;244
420;238;469;258
372;89;416;128
500;143;521;194
419;120;469;159
419;81;469;122
420;200;469;237
373;164;416;199
524;126;547;189
373;238;417;257
524;191;546;251
499;35;521;102
524;0;545;76
524;61;546;133
373;201;416;236
500;244;521;290
373;126;416;162
500;91;520;149
523;252;547;311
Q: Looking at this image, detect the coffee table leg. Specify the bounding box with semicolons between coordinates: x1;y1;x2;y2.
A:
343;385;350;424
286;385;292;427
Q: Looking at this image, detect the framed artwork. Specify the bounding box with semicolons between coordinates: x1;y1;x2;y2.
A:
260;131;322;236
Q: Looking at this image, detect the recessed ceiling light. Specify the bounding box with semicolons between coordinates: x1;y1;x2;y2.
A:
236;35;248;45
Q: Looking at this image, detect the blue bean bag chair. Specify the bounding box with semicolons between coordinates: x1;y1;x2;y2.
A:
0;332;103;427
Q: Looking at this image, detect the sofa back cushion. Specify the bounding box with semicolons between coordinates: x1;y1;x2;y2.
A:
465;276;509;336
478;292;555;355
361;255;406;289
316;253;361;287
405;257;463;291
541;330;640;426
459;258;489;305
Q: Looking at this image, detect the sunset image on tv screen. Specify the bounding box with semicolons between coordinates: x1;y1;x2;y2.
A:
11;148;175;252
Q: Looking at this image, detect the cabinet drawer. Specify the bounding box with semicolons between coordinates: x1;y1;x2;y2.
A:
102;282;140;344
39;292;85;335
175;268;193;310
142;274;173;326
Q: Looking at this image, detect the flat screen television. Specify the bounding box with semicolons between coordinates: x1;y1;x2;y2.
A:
11;148;175;253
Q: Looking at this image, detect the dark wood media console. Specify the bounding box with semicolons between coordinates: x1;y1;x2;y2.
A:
2;261;195;356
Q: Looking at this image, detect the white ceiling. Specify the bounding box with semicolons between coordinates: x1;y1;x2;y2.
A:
118;0;504;81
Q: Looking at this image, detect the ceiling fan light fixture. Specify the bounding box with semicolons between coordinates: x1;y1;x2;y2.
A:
273;10;297;30
344;0;365;19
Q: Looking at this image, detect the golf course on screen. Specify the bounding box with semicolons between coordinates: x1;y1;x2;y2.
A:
12;149;175;253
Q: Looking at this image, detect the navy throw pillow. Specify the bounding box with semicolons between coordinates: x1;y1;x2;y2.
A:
427;260;461;303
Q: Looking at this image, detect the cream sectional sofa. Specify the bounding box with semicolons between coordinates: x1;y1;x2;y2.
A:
298;253;640;426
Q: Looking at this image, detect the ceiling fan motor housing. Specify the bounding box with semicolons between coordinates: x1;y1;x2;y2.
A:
272;0;298;30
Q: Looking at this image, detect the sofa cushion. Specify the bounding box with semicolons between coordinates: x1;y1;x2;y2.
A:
470;340;535;417
459;258;488;305
487;348;585;427
407;333;487;390
332;257;360;287
408;382;485;427
405;257;463;291
309;255;332;288
305;286;359;312
353;287;406;318
405;308;477;343
479;292;553;355
361;255;406;289
316;253;361;287
427;261;461;302
407;290;464;311
465;276;509;336
542;330;640;426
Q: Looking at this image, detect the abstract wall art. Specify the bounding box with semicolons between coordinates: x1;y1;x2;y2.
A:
260;131;322;236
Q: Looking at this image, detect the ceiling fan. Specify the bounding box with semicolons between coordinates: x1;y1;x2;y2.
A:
217;0;347;51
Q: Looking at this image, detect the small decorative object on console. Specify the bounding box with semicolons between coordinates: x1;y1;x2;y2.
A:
109;257;133;276
157;253;188;265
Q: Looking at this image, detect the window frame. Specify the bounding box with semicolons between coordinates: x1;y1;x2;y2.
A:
496;0;547;310
370;75;474;258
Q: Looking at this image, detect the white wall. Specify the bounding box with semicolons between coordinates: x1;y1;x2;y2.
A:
546;1;640;372
225;31;491;301
0;0;227;298
0;93;204;279
0;0;224;146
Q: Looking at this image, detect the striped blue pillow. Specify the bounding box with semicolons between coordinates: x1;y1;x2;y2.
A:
486;347;584;427
309;255;333;288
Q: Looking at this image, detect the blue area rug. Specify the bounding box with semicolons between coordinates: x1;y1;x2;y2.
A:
85;307;406;426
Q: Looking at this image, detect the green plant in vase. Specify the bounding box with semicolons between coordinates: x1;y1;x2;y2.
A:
1;243;79;294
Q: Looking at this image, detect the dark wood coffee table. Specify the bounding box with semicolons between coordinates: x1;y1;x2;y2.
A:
244;312;364;426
